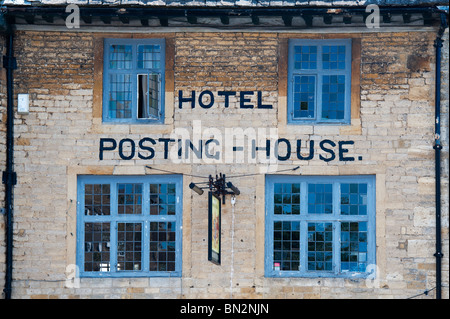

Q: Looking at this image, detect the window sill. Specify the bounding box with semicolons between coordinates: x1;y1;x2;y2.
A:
265;272;371;279
91;118;174;135
102;119;165;125
278;118;362;136
79;271;182;278
287;119;351;126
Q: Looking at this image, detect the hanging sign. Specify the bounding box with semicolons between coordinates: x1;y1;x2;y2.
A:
208;192;221;265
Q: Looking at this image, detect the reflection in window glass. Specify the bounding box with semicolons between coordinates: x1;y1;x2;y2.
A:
341;183;368;215
117;222;142;271
293;45;317;70
273;221;300;271
308;222;333;271
150;183;176;216
322;75;346;120
84;184;110;216
293;75;316;119
118;183;142;215
274;183;300;215
341;222;368;272
308;183;333;214
322;45;346;70
266;175;375;278
288;40;351;124
84;222;110;272
108;74;132;119
109;45;132;69
150;222;176;272
138;45;161;69
79;176;181;277
104;39;164;123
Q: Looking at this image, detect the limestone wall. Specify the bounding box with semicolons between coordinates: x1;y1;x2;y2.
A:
0;29;448;299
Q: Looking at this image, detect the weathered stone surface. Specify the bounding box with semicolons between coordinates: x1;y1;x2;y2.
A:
0;29;448;299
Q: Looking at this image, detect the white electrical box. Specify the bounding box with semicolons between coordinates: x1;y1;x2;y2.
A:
18;94;30;114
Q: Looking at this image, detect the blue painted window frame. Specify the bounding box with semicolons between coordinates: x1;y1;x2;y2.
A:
265;175;376;278
103;38;166;124
287;39;352;125
76;175;182;278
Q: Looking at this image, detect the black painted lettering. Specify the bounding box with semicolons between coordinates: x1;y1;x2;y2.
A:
339;141;355;161
158;138;175;159
275;138;291;161
240;91;254;108
218;91;236;108
199;90;214;109
177;139;183;159
319;140;336;162
99;138;117;160
118;138;135;160
138;137;156;160
257;91;272;109
296;140;314;160
178;90;196;109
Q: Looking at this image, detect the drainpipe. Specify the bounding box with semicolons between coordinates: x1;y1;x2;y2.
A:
2;23;16;300
433;11;447;300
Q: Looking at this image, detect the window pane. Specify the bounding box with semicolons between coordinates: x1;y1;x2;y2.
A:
273;183;300;215
289;41;350;124
84;184;110;216
108;74;132;119
322;45;346;70
341;222;368;272
307;222;333;271
340;183;368;215
150;183;176;216
273;221;300;271
308;183;333;214
137;73;160;119
150;222;177;272
293;75;315;119
267;176;373;277
84;222;110;272
117;222;142;271
322;75;346;120
109;45;132;69
138;45;161;69
293;45;317;70
118;183;143;215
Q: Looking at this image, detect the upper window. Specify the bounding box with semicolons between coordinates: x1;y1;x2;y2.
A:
77;175;182;277
265;175;375;278
103;38;165;124
287;39;352;125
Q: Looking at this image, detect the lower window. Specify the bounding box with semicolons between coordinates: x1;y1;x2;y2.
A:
77;175;182;277
265;175;375;278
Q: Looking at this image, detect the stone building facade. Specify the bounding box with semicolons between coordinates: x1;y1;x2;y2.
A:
0;0;449;299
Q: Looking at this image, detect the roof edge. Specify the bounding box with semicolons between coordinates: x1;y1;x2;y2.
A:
2;1;450;8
